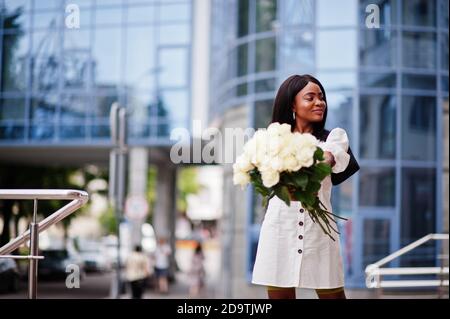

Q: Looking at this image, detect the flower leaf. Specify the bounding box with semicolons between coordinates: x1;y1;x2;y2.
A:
292;173;308;190
274;185;291;206
314;147;324;161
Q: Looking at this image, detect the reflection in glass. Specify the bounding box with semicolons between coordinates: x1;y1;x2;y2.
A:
60;95;86;122
317;72;356;91
4;0;31;12
237;43;248;77
254;99;273;129
442;33;449;70
403;32;436;69
160;89;189;134
402;74;436;90
2;6;30;31
363;219;390;266
402;96;436;161
1;31;28;92
255;78;275;93
90;119;110;139
63;30;91;90
31;95;56;122
280;31;314;72
401;168;436;267
159;24;190;45
442;75;449;92
0;98;26;120
281;0;314;26
256;0;277;33
255;37;276;72
317;0;357;27
331;178;353;216
125;26;155;90
326;93;353;135
94;95;118;119
359;167;395;207
127;5;155;24
159;48;188;88
317;30;357;69
127;92;151;138
33;11;61;29
95;7;122;25
30;96;56;139
360;29;397;67
237;0;249;37
360;72;396;88
31;30;60;93
0;121;25;139
237;83;248;96
93;28;122;90
402;0;435;27
160;3;191;22
34;0;61;10
360;95;396;159
359;0;398;26
96;0;122;5
441;0;449;28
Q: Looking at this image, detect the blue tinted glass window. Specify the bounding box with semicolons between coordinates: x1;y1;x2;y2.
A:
360;95;396;159
159;48;188;88
359;167;396;207
402;96;436;161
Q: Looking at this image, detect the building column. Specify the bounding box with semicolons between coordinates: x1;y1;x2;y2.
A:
127;147;149;247
154;164;177;277
443;99;449;267
154;164;177;238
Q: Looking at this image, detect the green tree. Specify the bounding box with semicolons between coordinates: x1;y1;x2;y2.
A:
176;167;201;214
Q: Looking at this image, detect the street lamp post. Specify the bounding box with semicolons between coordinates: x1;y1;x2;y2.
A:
109;102;127;299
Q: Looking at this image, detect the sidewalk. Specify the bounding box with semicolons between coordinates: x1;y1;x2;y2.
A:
120;271;217;299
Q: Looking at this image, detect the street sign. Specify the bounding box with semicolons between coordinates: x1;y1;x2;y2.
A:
125;195;149;221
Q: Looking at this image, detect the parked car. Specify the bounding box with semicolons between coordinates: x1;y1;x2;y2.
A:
38;249;85;280
0;258;20;293
79;241;111;273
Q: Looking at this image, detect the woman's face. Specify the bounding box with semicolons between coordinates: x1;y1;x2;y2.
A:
292;81;326;123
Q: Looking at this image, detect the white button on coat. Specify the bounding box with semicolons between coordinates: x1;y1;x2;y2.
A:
252;128;351;289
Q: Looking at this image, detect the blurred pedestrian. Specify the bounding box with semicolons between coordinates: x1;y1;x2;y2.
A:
189;241;206;297
125;245;151;299
154;237;171;294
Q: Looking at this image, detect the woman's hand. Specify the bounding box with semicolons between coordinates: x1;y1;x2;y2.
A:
323;151;336;167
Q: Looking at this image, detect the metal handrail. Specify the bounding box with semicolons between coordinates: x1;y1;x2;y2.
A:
365;233;449;293
0;189;89;298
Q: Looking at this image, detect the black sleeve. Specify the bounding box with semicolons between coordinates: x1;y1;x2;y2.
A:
331;146;360;186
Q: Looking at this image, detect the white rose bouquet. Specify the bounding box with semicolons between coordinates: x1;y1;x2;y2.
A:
233;122;346;240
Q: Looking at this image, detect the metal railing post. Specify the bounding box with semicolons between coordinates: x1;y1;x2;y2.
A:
28;199;39;299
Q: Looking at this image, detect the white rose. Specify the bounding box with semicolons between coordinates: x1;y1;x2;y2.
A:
243;137;257;157
235;154;254;172
283;155;302;172
267;122;281;137
233;170;250;187
269;156;284;172
296;148;315;167
279;123;292;136
261;169;280;188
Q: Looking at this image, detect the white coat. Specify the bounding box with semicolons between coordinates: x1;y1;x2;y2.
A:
252;128;351;289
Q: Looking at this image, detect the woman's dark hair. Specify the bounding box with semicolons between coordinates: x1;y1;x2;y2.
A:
271;74;328;140
195;241;203;254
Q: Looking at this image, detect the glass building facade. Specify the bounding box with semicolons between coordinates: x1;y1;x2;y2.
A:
0;0;192;145
211;0;448;287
